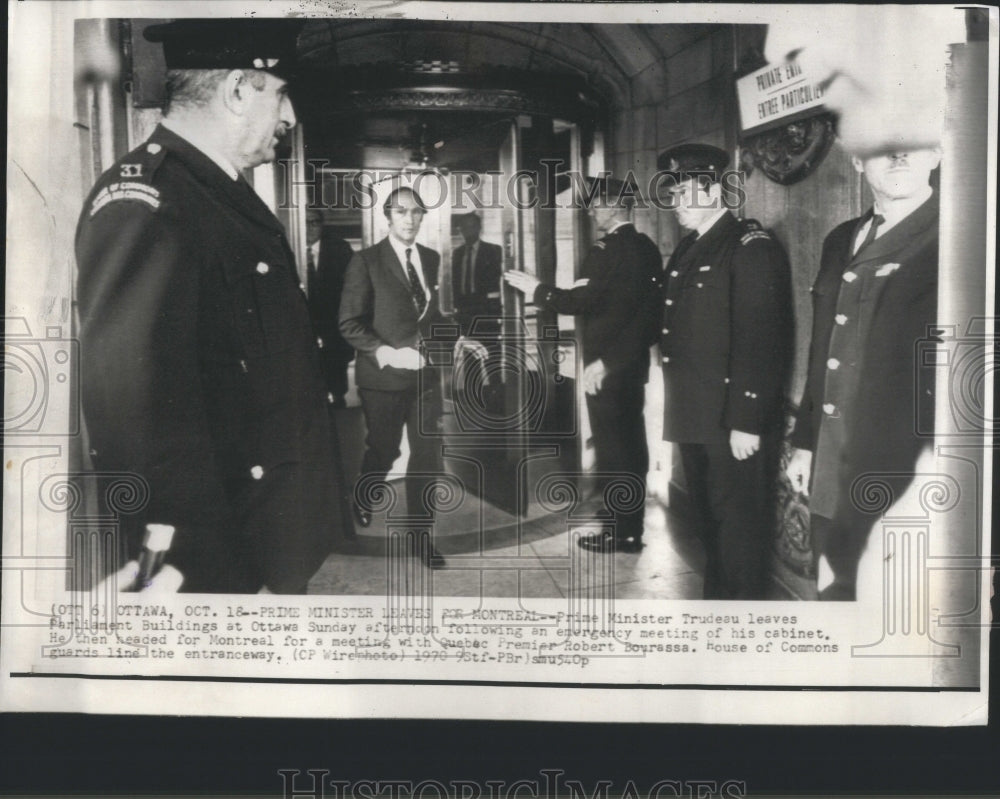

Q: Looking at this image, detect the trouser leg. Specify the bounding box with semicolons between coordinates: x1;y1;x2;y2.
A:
812;510;865;601
679;443;724;597
587;374;648;539
404;376;444;521
701;432;773;600
357;388;410;509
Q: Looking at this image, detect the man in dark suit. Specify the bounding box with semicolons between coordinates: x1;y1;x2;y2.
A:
787;148;941;600
452;212;503;398
505;178;663;552
659;143;793;599
305;208;355;408
452;212;503;334
339;187;447;568
75;19;342;594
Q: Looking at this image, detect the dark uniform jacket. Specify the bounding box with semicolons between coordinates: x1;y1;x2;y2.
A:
791;196;938;515
452;239;503;336
339;238;447;392
75;125;338;593
308;230;356;370
532;223;663;380
660;212;792;443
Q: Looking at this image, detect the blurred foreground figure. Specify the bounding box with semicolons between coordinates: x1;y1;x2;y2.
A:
788;149;941;600
765;7;965;156
76;20;343;594
769;11;953;600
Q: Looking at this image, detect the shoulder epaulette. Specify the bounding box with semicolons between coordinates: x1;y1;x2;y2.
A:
739;218;772;246
88;141;168;216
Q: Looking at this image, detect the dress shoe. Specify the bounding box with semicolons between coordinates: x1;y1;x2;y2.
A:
352;500;372;529
576;531;643;554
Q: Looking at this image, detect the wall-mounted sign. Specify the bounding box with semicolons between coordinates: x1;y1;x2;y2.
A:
736;59;827;135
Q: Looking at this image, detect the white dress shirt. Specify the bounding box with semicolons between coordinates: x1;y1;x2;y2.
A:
852;186;933;255
388;234;430;297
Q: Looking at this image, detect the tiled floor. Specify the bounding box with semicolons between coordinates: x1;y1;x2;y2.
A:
314;392;813;600
308;494;707;599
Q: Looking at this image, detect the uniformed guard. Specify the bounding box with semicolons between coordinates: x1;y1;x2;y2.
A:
505;177;663;552
76;19;344;594
787;148;941;601
658;143;793;598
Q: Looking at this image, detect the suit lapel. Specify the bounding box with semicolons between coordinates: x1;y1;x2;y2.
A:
380;238;414;292
417;243;438;293
850;195;939;269
453;244;466;295
834;215;868;272
678;212;734;273
846;197;938;317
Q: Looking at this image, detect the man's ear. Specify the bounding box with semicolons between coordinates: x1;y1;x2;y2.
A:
220;70;248;116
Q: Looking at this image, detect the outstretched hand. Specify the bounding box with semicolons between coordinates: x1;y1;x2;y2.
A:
504;270;539;296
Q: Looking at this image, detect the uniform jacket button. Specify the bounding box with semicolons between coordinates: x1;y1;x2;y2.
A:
146;143;161;154
823;403;836;415
835;314;848;325
327;392;335;404
256;262;270;275
317;337;325;349
665;299;673;306
827;358;840;370
250;465;264;480
662;356;670;363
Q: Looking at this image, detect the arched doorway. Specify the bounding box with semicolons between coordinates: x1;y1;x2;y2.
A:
288;53;609;532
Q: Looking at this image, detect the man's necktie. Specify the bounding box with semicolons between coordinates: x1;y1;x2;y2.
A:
405;247;428;316
854;213;885;256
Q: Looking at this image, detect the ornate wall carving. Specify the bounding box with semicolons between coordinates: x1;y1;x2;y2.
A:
740;114;837;186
